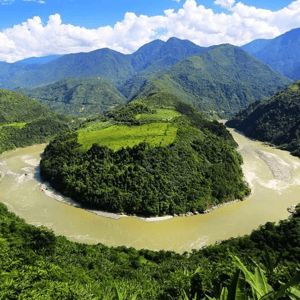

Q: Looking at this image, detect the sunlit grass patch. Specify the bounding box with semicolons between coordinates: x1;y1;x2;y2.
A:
136;109;181;121
0;122;27;130
78;122;178;151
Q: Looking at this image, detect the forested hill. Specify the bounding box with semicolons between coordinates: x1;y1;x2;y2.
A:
16;78;128;117
0;89;71;153
40;94;249;217
122;44;292;118
226;81;300;157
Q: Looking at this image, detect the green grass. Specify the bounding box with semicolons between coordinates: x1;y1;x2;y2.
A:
136;109;181;121
289;84;299;92
78;122;178;151
0;122;27;130
78;121;112;135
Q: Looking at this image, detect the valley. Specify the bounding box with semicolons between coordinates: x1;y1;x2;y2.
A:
1;28;300;298
1;128;299;253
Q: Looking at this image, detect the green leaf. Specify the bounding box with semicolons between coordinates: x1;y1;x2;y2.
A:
227;269;247;300
254;267;273;295
287;286;300;300
276;271;300;299
220;287;229;300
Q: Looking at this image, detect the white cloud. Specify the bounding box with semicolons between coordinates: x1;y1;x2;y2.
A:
214;0;235;9
0;0;14;5
1;0;300;62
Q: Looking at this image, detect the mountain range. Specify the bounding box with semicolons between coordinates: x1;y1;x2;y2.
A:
1;37;292;118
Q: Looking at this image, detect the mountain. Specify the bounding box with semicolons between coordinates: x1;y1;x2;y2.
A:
122;44;292;117
130;37;214;73
242;28;300;80
16;78;128;117
0;89;71;153
226;81;300;156
0;38;292;118
0;38;210;90
16;54;63;65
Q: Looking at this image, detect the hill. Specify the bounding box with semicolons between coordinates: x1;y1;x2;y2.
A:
0;89;71;153
226;81;300;156
40;95;249;217
122;44;292;118
16;78;128;117
242;28;300;80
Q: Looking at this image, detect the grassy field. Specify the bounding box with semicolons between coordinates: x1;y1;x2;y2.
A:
136;109;181;122
0;122;27;130
78;122;178;151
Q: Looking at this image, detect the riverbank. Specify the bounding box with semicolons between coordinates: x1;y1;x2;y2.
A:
256;150;293;181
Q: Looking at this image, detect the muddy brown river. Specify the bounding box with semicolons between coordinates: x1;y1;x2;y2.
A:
1;129;300;253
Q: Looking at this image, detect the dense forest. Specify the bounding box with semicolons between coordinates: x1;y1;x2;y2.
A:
40;96;250;217
1;200;300;299
0;89;72;154
226;81;300;157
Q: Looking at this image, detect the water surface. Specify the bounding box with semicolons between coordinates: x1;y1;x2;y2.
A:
1;129;300;252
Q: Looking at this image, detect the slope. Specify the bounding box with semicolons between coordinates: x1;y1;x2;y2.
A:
0;89;71;153
17;78;128;117
242;28;300;80
226;81;300;156
124;44;292;117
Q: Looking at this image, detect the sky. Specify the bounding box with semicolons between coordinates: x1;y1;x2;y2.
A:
0;0;299;62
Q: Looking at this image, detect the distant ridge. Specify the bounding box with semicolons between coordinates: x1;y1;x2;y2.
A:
242;28;300;80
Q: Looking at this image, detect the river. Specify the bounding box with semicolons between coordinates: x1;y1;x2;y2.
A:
1;129;300;253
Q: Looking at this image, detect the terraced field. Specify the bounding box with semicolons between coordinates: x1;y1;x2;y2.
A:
78;122;178;151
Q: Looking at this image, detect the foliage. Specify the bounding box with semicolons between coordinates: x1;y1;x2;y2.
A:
1;201;300;298
40;99;249;217
0;89;72;154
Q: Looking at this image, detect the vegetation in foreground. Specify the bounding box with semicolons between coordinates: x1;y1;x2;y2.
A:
1;201;300;299
40;95;249;217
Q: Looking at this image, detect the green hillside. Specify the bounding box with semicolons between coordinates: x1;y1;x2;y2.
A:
1;200;300;298
40;96;249;217
17;78;128;117
0;89;71;153
122;44;292;118
226;81;300;156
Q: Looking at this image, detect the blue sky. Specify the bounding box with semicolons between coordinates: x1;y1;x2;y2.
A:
0;0;294;29
0;0;299;62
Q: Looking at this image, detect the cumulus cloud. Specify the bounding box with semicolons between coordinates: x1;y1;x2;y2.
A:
2;0;300;62
214;0;235;9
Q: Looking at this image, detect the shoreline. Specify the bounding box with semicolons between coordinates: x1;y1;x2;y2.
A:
39;180;246;221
